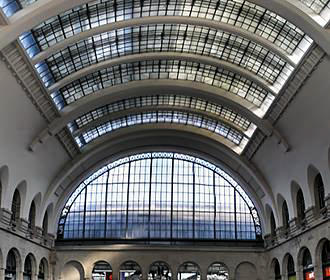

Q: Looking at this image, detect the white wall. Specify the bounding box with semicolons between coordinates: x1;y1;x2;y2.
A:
0;59;68;226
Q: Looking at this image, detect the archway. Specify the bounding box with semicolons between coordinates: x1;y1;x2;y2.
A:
148;261;172;280
119;261;142;280
322;240;330;279
235;262;257;280
92;261;112;280
62;261;85;280
5;249;21;280
207;263;229;280
38;258;49;280
177;262;200;280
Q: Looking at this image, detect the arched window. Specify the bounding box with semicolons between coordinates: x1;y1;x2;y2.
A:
119;261;141;280
282;201;290;230
322;240;330;279
42;212;48;235
178;262;200;280
5;249;17;280
92;261;112;280
287;254;296;280
23;255;33;280
296;189;306;224
273;259;281;280
314;174;325;211
207;263;229;280
302;249;314;280
28;201;36;229
270;211;276;237
11;190;21;222
58;153;262;241
149;262;172;280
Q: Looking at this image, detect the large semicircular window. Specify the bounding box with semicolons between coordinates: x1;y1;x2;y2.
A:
57;152;262;241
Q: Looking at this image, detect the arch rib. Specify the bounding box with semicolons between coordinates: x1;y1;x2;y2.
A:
0;0;330;56
29;80;289;152
47;52;277;95
70;105;250;139
31;16;294;66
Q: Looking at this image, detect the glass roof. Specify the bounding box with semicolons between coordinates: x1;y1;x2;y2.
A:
53;59;274;112
0;0;317;154
31;0;306;56
57;152;262;241
299;0;330;14
45;24;292;85
74;110;249;153
69;94;256;135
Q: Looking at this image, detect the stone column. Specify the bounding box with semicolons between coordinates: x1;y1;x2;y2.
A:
0;267;5;280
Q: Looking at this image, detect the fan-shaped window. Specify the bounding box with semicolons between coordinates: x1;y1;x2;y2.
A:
314;174;326;211
270;211;276;237
42;212;48;235
92;261;112;280
119;261;141;280
28;201;36;229
178;262;200;280
287;254;296;280
296;189;306;225
282;201;290;230
11;190;21;222
302;249;314;280
5;249;17;280
148;262;172;280
273;259;281;280
207;263;229;280
23;255;33;280
57;152;262;241
322;240;330;279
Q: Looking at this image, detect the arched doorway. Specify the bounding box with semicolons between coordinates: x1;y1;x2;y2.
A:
38;258;49;280
177;262;200;280
207;263;229;280
5;249;18;280
148;261;172;280
287;254;296;280
23;254;34;280
92;261;112;280
302;249;314;280
119;261;142;280
322;240;330;279
273;259;281;280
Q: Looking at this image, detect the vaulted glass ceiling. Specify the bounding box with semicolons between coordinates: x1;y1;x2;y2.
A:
0;0;324;155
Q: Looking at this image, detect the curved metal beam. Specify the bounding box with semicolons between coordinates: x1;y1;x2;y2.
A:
70;106;250;140
31;16;294;66
48;52;277;95
82;123;243;153
30;80;289;152
46;129;273;233
0;0;330;56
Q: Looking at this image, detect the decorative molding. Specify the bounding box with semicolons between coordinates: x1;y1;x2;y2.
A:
0;42;79;158
243;45;326;160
